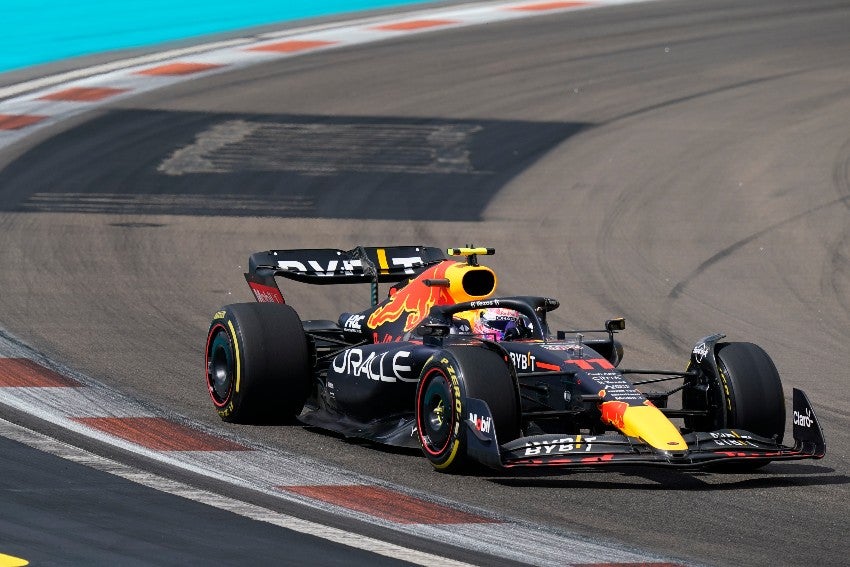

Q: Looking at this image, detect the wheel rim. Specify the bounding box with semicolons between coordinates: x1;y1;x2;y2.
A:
207;328;234;406
418;369;454;456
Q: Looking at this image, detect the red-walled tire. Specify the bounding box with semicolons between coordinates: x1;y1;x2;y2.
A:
415;346;520;472
205;303;310;424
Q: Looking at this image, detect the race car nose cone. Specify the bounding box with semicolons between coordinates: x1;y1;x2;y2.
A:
619;405;689;452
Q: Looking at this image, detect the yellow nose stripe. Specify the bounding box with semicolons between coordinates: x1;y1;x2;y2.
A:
0;553;29;567
621;405;688;451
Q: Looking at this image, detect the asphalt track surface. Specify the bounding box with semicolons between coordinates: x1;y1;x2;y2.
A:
0;431;414;567
1;0;849;565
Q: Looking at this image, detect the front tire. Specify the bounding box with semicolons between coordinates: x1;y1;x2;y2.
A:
415;346;520;472
683;341;786;471
714;342;785;442
205;303;310;424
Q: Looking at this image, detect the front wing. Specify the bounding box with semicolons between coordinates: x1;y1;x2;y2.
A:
465;388;826;470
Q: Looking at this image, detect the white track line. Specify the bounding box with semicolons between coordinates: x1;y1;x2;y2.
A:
0;417;475;567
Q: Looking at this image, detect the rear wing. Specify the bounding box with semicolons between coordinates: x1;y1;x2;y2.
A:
245;246;446;304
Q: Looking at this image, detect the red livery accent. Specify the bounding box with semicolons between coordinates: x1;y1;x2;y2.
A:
565;358;615;371
600;401;629;429
581;454;615;463
367;263;452;332
249;282;285;303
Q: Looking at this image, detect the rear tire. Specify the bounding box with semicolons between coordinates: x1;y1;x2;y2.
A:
415;346;520;472
205;303;310;424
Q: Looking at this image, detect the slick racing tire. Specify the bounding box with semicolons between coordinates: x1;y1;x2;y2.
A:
714;342;786;442
415;346;520;473
683;341;786;470
205;303;310;424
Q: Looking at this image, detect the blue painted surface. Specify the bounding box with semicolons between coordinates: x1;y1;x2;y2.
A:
1;0;438;73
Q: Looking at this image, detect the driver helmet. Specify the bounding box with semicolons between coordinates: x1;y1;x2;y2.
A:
457;307;532;341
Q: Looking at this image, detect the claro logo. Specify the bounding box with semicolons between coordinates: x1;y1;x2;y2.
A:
793;408;814;428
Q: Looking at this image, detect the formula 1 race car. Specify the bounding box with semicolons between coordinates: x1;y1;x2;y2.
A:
204;246;825;472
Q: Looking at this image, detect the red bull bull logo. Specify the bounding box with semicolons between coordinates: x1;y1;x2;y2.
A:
367;264;451;332
600;400;629;430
